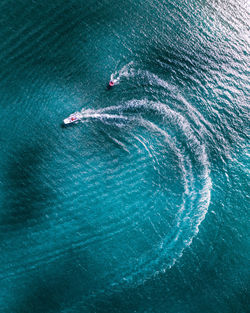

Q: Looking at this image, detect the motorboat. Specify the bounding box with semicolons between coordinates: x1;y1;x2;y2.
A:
63;112;82;125
107;80;115;90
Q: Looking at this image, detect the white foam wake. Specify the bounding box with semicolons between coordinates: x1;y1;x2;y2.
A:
89;99;211;280
110;61;134;84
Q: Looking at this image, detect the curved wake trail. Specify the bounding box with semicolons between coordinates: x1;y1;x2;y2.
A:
69;97;212;287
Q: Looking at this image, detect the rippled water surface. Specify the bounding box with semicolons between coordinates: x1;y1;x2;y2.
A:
0;0;249;312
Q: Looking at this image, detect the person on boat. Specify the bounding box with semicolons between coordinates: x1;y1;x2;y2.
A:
107;80;115;89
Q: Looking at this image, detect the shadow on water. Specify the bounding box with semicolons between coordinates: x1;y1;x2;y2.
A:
10;248;101;313
0;142;53;232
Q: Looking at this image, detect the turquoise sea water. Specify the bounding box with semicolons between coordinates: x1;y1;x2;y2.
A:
0;0;249;312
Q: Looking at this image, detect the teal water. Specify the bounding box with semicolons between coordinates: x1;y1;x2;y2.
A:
0;0;249;312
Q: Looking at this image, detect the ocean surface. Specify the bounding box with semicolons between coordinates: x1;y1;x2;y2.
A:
0;0;249;312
